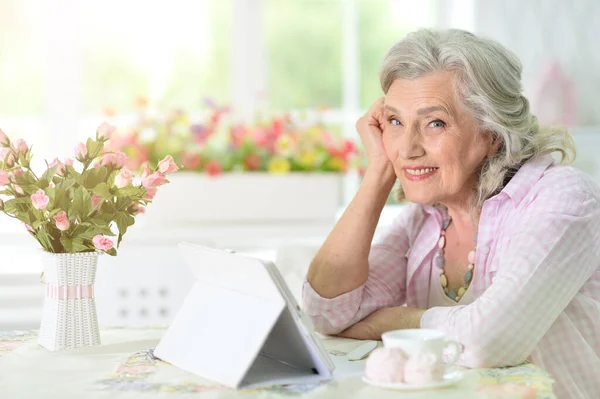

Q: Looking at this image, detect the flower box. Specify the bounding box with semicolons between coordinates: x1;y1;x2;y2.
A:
141;172;343;225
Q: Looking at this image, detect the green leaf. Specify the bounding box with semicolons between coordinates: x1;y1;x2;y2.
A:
93;183;113;199
114;211;135;248
105;247;117;256
15;172;37;186
72;185;92;220
3;197;32;214
42;165;59;181
83;167;108;189
116;186;146;199
86;137;103;159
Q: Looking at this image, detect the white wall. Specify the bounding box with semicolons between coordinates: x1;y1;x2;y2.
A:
474;0;600;126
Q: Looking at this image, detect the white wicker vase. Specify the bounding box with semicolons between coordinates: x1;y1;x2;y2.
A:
38;251;101;351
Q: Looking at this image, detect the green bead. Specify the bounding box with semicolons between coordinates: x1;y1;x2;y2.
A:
448;290;457;300
464;270;473;284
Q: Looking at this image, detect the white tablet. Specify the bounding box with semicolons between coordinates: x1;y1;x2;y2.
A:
153;242;334;389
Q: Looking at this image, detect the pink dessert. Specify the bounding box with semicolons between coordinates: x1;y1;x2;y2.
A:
403;352;445;385
365;347;408;383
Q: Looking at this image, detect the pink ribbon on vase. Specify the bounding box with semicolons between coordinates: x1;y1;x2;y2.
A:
45;284;94;300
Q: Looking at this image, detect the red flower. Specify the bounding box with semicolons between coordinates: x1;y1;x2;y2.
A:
205;160;222;177
243;153;262;171
181;152;201;170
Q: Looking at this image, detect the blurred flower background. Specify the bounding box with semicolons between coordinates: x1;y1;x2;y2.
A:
105;98;361;176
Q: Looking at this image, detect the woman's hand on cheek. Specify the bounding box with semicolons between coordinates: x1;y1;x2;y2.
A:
356;97;393;174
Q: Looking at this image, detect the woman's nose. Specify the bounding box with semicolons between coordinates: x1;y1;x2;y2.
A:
398;126;425;160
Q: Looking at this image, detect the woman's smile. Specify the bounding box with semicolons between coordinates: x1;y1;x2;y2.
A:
403;166;439;181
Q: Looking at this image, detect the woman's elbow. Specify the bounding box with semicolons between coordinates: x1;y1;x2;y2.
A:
309;315;352;336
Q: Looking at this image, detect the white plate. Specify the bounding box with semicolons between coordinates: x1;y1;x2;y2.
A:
362;370;464;391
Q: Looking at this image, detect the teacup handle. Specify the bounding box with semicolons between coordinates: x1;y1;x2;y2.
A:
443;340;463;367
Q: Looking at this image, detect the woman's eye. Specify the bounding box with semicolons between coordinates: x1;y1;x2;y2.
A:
429;120;446;128
388;118;401;126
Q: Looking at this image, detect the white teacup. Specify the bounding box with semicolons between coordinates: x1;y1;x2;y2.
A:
381;329;462;368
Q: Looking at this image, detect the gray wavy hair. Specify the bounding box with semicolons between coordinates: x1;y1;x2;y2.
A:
380;29;576;210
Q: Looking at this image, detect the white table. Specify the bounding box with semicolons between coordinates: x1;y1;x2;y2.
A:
0;328;556;398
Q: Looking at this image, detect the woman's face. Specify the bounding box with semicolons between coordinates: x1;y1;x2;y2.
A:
382;71;496;206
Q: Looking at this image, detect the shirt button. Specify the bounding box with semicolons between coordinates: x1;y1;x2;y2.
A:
481;245;490;254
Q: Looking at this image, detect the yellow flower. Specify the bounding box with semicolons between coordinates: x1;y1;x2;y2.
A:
298;149;317;168
306;126;322;141
326;156;346;171
268;157;291;174
275;134;294;155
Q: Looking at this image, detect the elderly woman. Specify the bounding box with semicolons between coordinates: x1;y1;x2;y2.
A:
303;29;600;398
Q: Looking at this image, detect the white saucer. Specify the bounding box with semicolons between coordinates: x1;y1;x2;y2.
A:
362;370;464;391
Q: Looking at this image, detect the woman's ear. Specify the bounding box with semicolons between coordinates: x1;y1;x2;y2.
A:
486;133;501;157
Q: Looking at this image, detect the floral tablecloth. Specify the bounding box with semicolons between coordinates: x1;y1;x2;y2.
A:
0;328;555;399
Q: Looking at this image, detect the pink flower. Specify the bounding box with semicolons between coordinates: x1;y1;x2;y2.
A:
63;158;74;166
142;172;167;188
131;203;145;214
31;189;50;210
144;186;157;200
91;194;103;208
93;235;114;251
92;161;101;168
10;169;24;178
97;122;116;140
114;167;133;188
53;211;70;231
0;128;9;145
0;170;9;186
140;163;153;179
13;139;28;154
74;142;87;159
25;224;34;232
157;155;179;174
101;152;126;168
48;158;61;168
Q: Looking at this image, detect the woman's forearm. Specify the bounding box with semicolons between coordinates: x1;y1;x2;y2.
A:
307;165;396;298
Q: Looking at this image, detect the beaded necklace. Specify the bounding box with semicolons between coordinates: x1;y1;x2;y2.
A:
435;217;477;302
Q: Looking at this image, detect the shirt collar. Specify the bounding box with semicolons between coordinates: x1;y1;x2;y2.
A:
489;154;555;206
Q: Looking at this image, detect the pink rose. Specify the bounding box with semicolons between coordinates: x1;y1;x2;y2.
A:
140;163;153;179
0;128;9;145
92;161;101;168
48;158;61;168
25;224;34;232
93;235;113;251
64;158;74;166
53;211;70;231
97;122;116;140
142;172;166;188
10;169;24;178
101;152;127;168
74;142;87;159
13;139;28;154
157;155;179;174
3;151;15;167
144;186;157;200
114;167;133;188
31;189;50;210
91;194;103;208
0;170;9;186
131;202;145;214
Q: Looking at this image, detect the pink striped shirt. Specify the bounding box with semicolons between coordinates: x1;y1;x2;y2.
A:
303;155;600;399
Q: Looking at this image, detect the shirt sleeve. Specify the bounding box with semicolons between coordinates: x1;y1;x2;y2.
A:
420;190;600;368
302;205;420;335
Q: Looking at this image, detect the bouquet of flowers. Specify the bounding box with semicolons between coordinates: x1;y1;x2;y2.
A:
0;123;178;255
105;99;362;176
